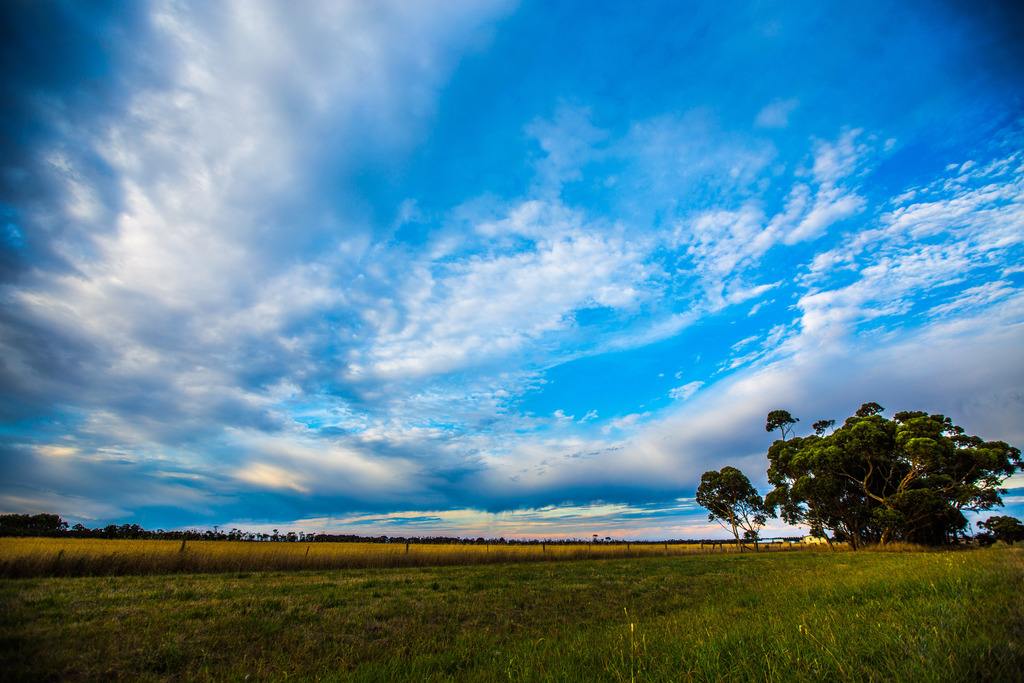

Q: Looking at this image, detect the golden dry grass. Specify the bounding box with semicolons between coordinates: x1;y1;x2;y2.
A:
0;536;807;577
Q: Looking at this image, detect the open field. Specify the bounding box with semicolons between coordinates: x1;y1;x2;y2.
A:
2;547;1021;681
0;537;799;577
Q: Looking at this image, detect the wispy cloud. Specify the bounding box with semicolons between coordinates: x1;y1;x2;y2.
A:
755;98;800;129
669;381;704;401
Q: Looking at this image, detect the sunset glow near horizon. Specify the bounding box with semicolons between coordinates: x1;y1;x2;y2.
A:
1;1;1023;539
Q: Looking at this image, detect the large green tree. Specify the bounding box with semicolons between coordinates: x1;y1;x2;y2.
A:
696;466;767;548
764;403;1021;547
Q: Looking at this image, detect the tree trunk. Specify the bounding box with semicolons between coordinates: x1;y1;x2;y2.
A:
730;512;741;552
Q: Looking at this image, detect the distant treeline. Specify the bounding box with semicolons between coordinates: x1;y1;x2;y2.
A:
0;513;799;545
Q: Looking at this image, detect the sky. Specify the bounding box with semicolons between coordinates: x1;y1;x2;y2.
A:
1;0;1023;539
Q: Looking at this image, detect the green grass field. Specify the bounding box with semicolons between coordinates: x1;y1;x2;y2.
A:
2;547;1021;681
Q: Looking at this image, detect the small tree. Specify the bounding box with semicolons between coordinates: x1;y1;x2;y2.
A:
977;516;1024;545
812;419;835;436
856;402;884;417
766;410;799;440
696;466;767;550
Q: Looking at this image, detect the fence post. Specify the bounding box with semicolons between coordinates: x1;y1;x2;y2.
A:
405;542;409;555
542;542;546;554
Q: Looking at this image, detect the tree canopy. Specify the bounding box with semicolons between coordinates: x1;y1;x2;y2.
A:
764;403;1022;547
0;513;67;536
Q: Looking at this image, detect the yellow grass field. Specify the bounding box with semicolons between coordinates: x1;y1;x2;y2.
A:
0;536;804;577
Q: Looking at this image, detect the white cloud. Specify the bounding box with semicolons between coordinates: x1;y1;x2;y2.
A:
236;463;310;494
602;413;650;434
35;444;79;459
791;148;1024;347
747;299;772;316
755;98;799;128
227;427;425;502
810;128;867;185
526;104;609;191
731;335;760;351
614;111;776;216
676;130;873;311
774;130;870;245
1;0;513;451
782;187;864;244
224;498;726;540
930;281;1016;317
349;212;654;379
669;381;704;401
0;492;130;521
724;323;791;371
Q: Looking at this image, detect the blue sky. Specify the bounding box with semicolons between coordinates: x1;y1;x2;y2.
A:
1;0;1022;539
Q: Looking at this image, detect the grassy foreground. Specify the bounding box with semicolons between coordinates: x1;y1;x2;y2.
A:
1;548;1021;682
